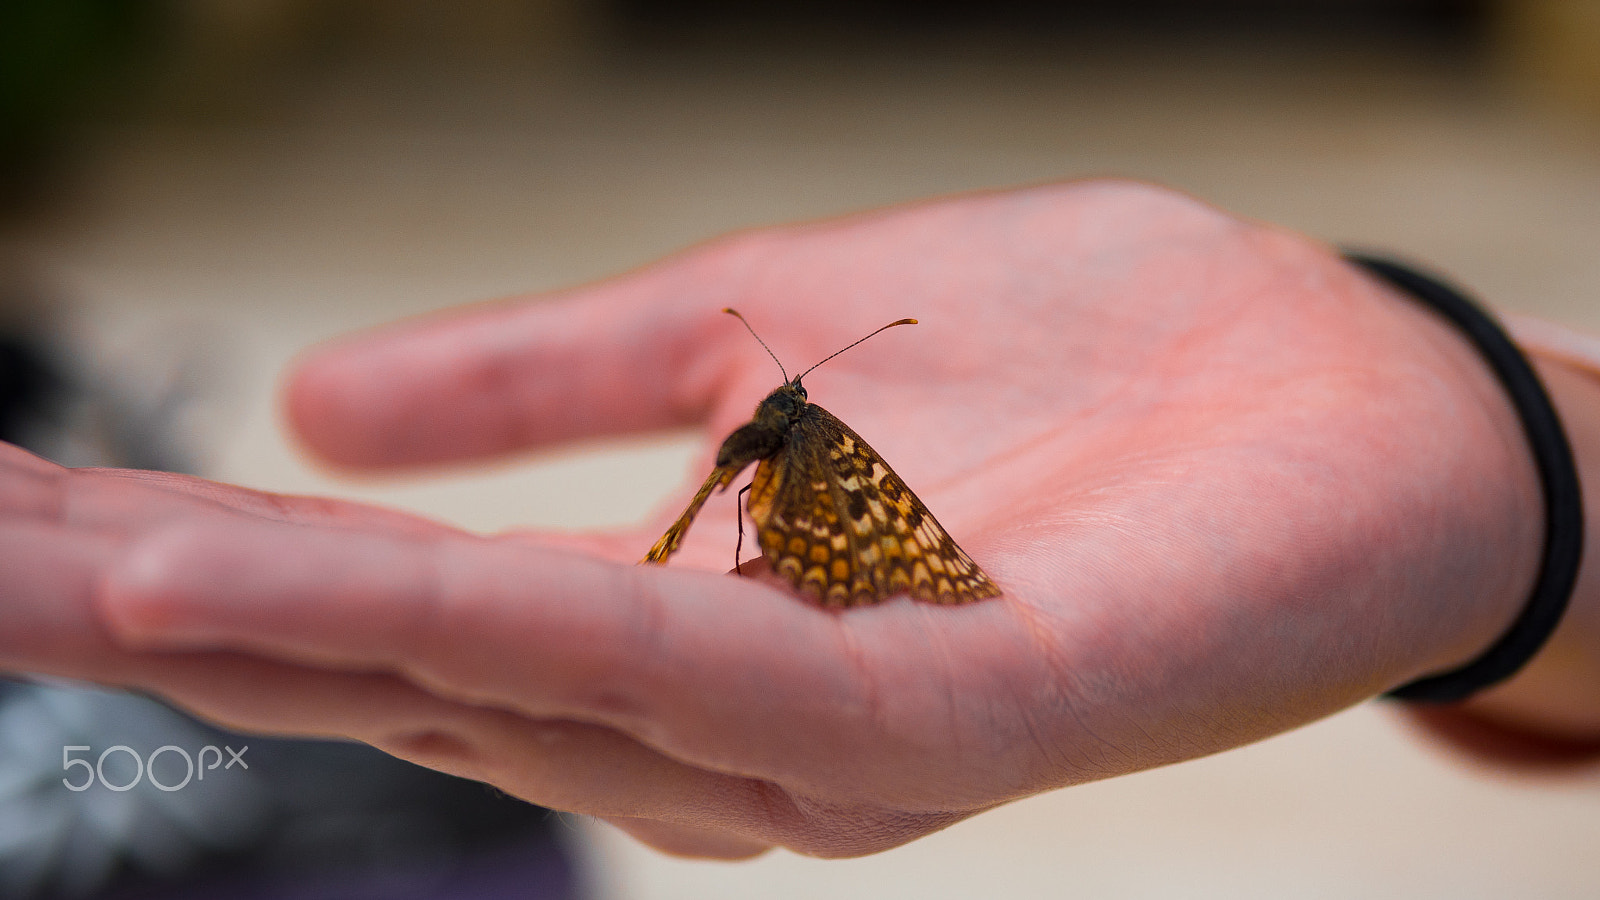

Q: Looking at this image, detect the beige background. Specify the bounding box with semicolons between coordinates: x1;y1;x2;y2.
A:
5;13;1600;898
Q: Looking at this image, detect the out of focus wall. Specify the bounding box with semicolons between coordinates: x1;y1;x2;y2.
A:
1497;0;1600;118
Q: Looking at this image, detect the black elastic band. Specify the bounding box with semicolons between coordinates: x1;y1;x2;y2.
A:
1344;252;1584;704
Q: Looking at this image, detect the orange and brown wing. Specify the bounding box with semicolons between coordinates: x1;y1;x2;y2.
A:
748;404;999;607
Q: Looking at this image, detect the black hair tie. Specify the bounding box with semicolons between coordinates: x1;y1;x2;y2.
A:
1344;252;1583;703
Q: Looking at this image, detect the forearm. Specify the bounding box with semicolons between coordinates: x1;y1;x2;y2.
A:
1404;319;1600;764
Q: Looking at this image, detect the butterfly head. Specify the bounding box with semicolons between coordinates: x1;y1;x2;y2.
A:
719;308;913;453
757;380;808;425
715;380;807;469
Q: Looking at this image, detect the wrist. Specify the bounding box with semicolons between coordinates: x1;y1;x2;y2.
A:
1446;351;1600;736
1401;339;1600;765
1346;255;1568;701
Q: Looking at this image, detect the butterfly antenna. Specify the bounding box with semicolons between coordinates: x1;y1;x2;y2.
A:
796;318;918;382
723;308;788;382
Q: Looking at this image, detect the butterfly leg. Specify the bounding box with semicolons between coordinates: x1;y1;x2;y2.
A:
733;482;753;575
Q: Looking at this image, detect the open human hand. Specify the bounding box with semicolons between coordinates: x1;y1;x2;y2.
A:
0;180;1546;858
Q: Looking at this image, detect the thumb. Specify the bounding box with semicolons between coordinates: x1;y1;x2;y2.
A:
284;238;762;470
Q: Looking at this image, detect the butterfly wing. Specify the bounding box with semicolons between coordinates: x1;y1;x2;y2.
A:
749;403;999;607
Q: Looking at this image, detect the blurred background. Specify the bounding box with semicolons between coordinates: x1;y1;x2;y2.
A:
3;0;1600;897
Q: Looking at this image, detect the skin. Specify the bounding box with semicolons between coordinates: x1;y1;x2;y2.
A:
2;180;1596;859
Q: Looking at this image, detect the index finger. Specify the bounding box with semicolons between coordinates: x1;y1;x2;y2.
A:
283;239;761;471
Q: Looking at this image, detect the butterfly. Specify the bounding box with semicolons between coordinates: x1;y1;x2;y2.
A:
641;309;1000;607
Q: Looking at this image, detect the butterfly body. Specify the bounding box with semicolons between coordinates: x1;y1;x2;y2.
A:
643;375;999;608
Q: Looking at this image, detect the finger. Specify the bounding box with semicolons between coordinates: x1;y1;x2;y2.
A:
599;817;771;860
0;533;762;829
1;633;781;846
1;542;925;859
120;659;768;828
498;525;649;563
93;651;934;856
99;517;849;745
97;513;1022;806
0;446;458;541
283;238;765;470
